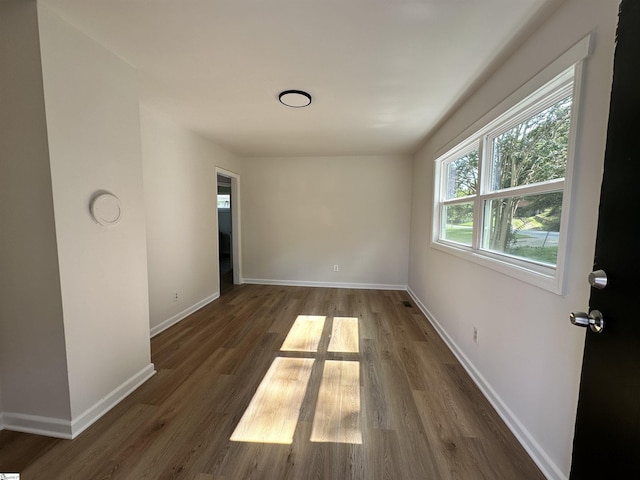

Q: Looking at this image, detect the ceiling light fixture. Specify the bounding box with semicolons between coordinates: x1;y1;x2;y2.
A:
279;90;312;108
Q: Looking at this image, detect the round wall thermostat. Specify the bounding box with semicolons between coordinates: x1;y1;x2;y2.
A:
90;192;122;227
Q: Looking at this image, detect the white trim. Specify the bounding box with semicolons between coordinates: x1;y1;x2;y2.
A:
243;278;407;291
150;292;219;338
406;287;567;480
70;364;156;438
0;364;156;440
1;412;73;439
554;51;588;296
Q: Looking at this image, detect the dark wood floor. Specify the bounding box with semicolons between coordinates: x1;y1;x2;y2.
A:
0;285;544;479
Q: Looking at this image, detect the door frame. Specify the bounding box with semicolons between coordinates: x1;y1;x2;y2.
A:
215;167;242;286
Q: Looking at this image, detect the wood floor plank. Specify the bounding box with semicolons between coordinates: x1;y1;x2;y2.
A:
0;285;545;479
360;338;392;430
0;431;57;473
379;358;442;479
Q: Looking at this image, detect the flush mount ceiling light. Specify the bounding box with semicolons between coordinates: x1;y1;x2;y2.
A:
279;90;312;108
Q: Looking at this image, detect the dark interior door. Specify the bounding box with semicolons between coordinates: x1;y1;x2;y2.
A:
570;1;640;477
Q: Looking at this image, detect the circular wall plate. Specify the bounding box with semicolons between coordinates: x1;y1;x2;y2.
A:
90;193;122;227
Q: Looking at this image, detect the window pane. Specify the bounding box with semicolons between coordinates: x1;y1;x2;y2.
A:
445;150;478;199
490;96;572;191
218;194;231;208
441;203;474;246
482;192;562;266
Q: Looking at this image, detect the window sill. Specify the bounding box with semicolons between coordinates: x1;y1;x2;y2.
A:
431;240;563;294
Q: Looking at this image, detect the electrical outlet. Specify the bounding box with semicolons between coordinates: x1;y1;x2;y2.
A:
473;327;479;344
333;264;339;272
173;292;179;302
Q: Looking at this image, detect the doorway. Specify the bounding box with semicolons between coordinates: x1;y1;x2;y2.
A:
217;174;233;293
216;168;241;294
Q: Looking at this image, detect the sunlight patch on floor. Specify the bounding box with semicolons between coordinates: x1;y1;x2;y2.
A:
311;360;362;444
280;315;327;352
328;316;359;353
230;357;314;444
232;315;362;445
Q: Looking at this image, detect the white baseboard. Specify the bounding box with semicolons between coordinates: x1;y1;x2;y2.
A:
70;363;156;438
150;292;220;338
406;287;566;480
1;363;155;440
243;278;407;291
2;411;73;439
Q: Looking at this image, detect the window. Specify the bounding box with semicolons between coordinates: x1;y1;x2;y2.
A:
433;62;584;293
217;194;230;209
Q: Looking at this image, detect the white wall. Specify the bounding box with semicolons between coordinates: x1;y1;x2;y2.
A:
242;155;412;288
38;4;153;423
141;107;242;334
408;0;617;478
0;0;72;423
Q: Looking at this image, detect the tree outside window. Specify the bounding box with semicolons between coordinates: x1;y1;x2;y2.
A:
484;96;571;265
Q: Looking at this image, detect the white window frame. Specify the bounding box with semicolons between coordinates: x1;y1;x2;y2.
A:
431;36;591;294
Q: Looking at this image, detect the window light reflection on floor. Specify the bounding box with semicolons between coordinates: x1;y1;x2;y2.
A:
231;315;362;445
280;315;326;352
311;360;362;444
327;316;359;353
230;357;314;444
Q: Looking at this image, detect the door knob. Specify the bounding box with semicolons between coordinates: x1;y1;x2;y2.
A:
570;310;605;333
588;269;608;289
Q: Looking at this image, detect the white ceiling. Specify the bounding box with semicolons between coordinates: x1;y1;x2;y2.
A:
41;0;558;157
